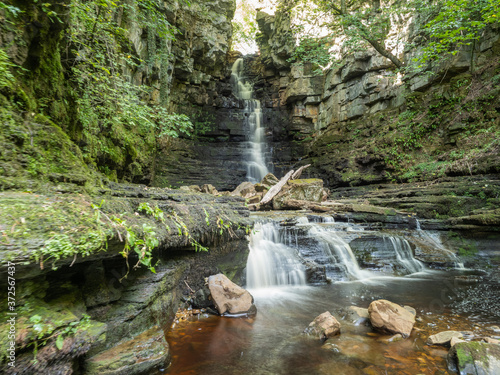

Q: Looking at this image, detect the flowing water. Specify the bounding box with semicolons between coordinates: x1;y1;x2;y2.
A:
164;214;500;375
230;58;270;183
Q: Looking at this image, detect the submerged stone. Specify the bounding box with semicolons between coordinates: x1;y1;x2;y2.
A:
304;311;341;341
427;330;464;346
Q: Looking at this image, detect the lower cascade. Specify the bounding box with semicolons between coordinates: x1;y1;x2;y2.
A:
246;222;306;288
245;216;445;287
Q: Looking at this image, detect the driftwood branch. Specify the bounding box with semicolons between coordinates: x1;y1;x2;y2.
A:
260;170;294;205
291;164;311;180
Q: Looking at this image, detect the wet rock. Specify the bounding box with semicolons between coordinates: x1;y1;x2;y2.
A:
448;341;500;375
231;181;256;198
304;260;328;284
207;274;257;316
246;195;261;205
345;306;370;325
427;331;464;346
483;337;500;345
201;184;219;195
379;333;404;344
304;311;341;341
179;185;201;192
451;337;466;347
368;299;416;338
273;179;325;210
85;327;169;375
191;286;214;309
404;305;417;316
261;173;279;188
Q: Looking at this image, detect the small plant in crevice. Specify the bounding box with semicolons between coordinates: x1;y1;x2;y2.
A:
28;314;92;362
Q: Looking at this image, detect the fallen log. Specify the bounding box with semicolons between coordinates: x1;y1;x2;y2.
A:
260;170;294;205
291;164;311;180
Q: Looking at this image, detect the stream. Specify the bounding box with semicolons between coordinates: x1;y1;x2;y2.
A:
162;213;500;375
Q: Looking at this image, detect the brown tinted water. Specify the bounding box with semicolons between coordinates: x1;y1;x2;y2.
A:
162;271;500;375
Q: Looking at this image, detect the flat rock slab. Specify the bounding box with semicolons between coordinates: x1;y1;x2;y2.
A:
448;341;500;375
85;326;169;375
208;273;256;316
428;330;464;346
368;299;416;338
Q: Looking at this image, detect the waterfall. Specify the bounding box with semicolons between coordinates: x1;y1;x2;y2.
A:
308;226;373;281
414;221;465;269
385;237;425;274
246;222;306;289
230;58;270;183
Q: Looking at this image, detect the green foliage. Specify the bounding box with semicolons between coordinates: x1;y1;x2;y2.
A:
232;0;259;53
138;202;165;222
28;313;91;361
288;36;331;73
66;0;192;177
0;49;15;89
283;0;405;70
412;0;500;72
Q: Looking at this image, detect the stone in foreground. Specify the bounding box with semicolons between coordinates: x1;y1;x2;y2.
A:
427;331;464;346
207;274;256;316
85;327;169;375
368;299;416;338
304;311;341;341
448;342;500;375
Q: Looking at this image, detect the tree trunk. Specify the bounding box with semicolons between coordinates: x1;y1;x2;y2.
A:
260;170;294;205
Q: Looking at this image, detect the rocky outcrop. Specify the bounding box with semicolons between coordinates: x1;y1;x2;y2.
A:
448;342;500;375
0;185;252;374
273;179;325;210
207;273;256;316
368;300;416;338
304;311;341;341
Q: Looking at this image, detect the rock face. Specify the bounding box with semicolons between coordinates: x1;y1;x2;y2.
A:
305;312;341;341
207;274;257;316
448;342;500;375
368;300;416;338
85;327;169;375
0;187;252;374
427;331;464;346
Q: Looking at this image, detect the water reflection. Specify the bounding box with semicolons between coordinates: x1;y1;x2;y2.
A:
164;273;499;375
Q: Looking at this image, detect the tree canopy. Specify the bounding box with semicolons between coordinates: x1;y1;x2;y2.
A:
282;0;500;73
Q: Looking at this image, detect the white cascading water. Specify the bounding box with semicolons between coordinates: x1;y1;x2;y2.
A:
415;221;465;269
308;225;374;281
385;237;425;274
230;58;270;183
246;222;306;289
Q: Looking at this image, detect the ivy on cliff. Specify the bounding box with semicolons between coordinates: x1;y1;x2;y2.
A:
65;0;193;180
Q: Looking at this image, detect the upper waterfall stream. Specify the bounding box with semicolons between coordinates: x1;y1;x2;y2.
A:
230;58;271;183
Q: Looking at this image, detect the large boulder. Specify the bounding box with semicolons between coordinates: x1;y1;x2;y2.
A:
273;179;324;210
448;342;500;375
368;300;416;338
231;181;256;198
427;331;464;346
201;184;219;195
304;311;341;341
207;274;256;316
